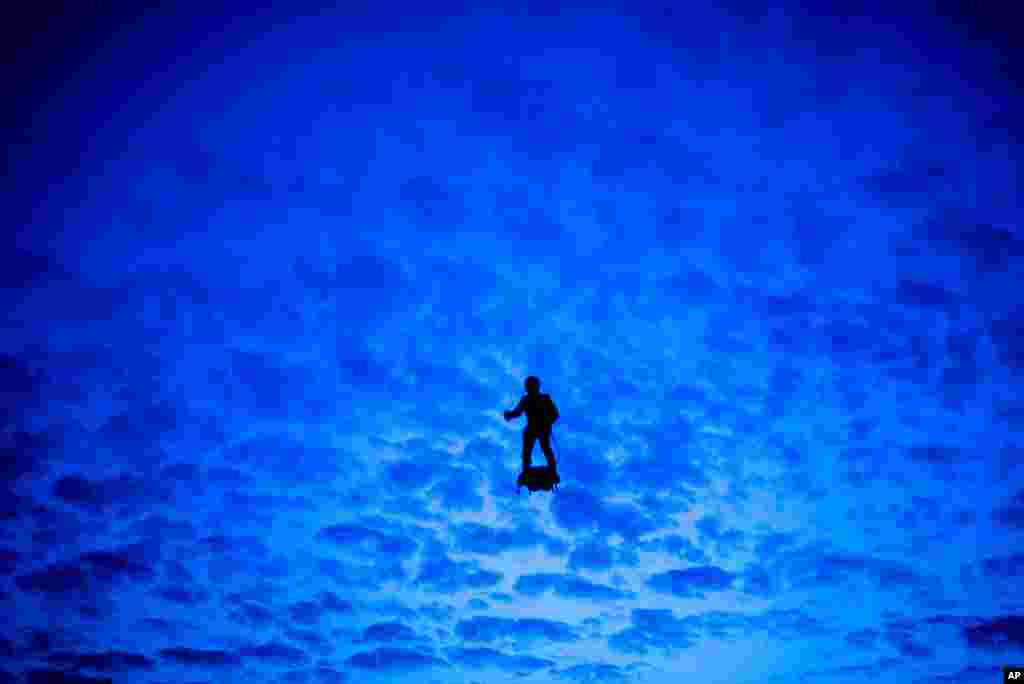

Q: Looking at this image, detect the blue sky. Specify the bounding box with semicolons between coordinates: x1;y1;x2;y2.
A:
3;3;1023;683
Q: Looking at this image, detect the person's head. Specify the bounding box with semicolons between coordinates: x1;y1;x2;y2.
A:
525;376;540;394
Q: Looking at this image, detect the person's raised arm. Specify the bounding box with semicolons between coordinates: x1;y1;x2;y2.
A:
503;398;524;421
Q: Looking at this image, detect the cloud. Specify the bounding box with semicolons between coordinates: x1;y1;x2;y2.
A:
991;310;1024;371
230;600;275;628
881;618;935;660
863;155;949;206
25;672;114;684
647;566;735;598
159;647;241;666
740;564;779;597
618;451;709;493
386;460;437;491
156;585;209;605
976;553;1024;587
0;248;64;291
44;651;155;672
655;203;708;247
355;597;416;621
444;647;553;674
314;535;416;590
934;665;1004;683
624;419;708;489
146;558;191;587
129;514;196;543
52;473;162;510
1;430;52;486
455;616;577;644
97;402;179;447
316;522;419;559
428;467;484;512
453;521;567;557
635;535;706;565
759;545;931;596
0;353;44;399
310;666;348;683
135;618;195;638
918;208;1024;272
940;329;983;402
823;319;878;365
205;465;252;487
159;460;201;482
514;573;634;601
331;248;410;324
16;564;87;594
396;175;466;233
223;432;341;484
907;445;964;465
569;538;640;571
418;601;455;623
223;490;315;518
992;490;1024;529
551;487;662;540
804;657;906;680
695;515;746;556
6;8;1022;684
608;609;697;655
744;609;833;639
963;615;1024;650
286;601;325;626
894;279;961;313
280;666;349;683
239;642;310;665
610;607;832;656
415;551;502;594
17;628;78;656
195;534;270;557
554;663;633;684
844;628;881;649
284;628;332;654
361;622;420;642
14;540;154;593
344;647;446;671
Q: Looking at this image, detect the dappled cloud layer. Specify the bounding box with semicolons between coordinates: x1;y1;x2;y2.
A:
3;4;1023;684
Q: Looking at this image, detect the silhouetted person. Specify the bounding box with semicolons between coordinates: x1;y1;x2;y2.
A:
503;376;559;477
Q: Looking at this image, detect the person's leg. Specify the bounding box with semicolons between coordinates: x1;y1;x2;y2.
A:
539;430;557;471
522;428;537;472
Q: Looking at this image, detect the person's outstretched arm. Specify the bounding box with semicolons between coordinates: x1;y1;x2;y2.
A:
503;398;524;421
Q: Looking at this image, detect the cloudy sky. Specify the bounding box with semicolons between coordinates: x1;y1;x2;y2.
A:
3;2;1023;683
